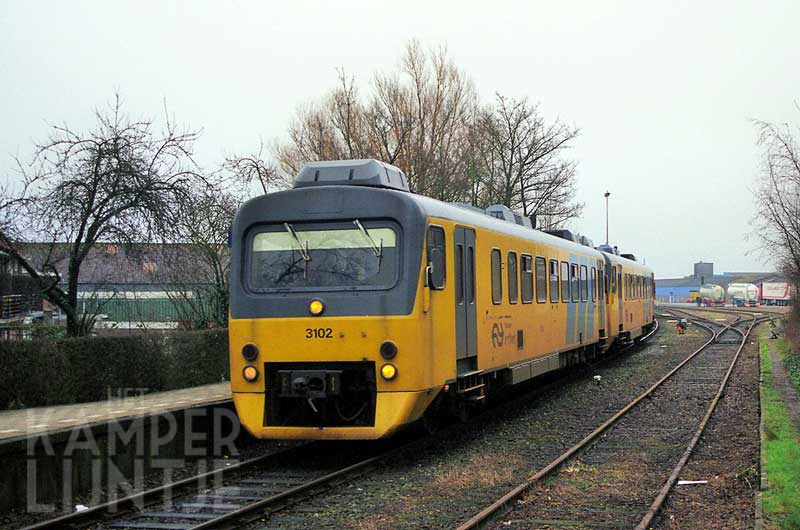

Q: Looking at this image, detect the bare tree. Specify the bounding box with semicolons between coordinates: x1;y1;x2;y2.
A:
0;95;206;336
223;139;289;194
471;95;582;229
754;115;800;284
274;41;479;202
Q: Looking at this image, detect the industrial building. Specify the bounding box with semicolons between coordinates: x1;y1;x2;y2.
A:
655;261;787;303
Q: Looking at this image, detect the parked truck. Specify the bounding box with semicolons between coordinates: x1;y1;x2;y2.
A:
727;283;759;307
759;282;792;306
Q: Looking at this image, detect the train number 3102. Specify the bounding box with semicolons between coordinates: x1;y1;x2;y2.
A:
305;328;334;339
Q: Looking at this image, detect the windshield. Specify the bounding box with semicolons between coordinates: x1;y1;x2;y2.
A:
248;222;399;291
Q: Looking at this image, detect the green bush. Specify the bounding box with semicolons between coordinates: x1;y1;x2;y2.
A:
0;330;229;410
162;329;230;390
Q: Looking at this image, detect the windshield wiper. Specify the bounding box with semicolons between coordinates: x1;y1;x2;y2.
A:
284;222;311;279
284;223;311;262
353;219;383;258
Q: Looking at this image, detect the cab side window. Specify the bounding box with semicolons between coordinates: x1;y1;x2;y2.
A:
426;225;446;290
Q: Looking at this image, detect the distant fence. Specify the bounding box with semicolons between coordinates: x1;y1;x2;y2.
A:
0;329;229;410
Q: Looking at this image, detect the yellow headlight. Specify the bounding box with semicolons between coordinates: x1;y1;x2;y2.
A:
309;299;324;316
243;365;259;382
380;363;397;380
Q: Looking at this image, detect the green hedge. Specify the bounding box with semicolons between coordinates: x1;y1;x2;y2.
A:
0;330;229;409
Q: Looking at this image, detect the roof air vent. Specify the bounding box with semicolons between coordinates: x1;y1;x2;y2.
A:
546;229;577;243
293;159;410;192
486;205;532;228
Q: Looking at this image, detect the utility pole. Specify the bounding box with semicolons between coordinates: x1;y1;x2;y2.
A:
604;191;611;244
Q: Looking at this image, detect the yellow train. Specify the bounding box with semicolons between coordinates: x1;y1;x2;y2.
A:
229;159;656;440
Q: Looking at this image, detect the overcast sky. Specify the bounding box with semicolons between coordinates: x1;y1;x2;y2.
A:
2;1;798;278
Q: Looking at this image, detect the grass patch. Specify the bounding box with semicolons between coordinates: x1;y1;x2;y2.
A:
760;339;800;529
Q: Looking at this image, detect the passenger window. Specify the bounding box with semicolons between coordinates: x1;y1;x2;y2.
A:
426;225;446;290
549;260;559;302
508;252;518;304
610;266;617;294
521;255;533;303
598;267;604;301
580;265;588;301
561;261;570;302
535;257;547;303
491;249;502;304
570;264;579;302
591;267;597;301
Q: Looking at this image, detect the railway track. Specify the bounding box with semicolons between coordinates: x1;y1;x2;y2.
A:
18;436;407;530
18;324;662;530
456;308;760;530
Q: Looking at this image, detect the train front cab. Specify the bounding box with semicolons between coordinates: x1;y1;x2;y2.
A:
229;183;455;440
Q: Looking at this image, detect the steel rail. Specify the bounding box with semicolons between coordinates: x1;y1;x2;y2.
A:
190;451;390;530
635;310;757;529
18;442;314;530
456;315;729;530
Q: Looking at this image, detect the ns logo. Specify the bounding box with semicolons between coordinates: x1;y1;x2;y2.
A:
491;322;505;348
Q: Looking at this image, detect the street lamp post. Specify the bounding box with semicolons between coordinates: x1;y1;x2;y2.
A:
604;191;610;245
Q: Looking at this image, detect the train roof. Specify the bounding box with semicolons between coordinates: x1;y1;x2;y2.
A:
401;190;649;272
241;159;651;274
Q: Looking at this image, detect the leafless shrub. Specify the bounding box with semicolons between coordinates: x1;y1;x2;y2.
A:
754;115;800;285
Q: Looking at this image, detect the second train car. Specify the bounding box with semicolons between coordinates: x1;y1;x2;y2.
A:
229;159;656;440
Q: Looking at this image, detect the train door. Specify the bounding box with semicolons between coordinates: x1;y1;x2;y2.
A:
597;259;606;337
454;226;477;374
602;255;615;343
618;268;624;332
